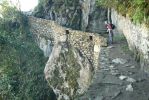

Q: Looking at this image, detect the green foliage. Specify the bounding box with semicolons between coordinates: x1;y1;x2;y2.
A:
96;0;149;25
33;3;45;18
132;7;144;23
0;1;56;100
33;0;48;18
0;0;18;20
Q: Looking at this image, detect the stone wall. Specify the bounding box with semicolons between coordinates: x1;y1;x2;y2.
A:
29;16;106;64
66;29;106;68
29;16;107;100
111;9;149;72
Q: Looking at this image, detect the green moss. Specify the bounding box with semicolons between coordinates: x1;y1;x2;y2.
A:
49;67;64;88
65;47;80;94
55;44;81;98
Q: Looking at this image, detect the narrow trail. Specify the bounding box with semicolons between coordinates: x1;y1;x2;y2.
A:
79;39;149;100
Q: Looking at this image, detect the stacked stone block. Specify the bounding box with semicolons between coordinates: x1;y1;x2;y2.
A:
29;16;107;70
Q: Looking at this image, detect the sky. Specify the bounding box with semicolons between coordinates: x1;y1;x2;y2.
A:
10;0;38;11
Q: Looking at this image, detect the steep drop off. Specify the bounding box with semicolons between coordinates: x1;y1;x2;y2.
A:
0;13;56;100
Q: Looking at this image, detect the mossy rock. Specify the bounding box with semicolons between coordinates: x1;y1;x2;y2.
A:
50;43;81;97
49;67;64;87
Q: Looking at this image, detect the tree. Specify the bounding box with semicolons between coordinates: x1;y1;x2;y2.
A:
0;0;56;100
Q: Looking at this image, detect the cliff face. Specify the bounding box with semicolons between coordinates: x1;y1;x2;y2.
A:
29;16;107;99
33;0;107;33
111;9;149;72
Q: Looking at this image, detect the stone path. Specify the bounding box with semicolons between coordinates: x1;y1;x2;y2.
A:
78;41;149;100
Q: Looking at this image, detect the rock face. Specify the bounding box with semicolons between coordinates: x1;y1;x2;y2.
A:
33;0;107;33
29;16;107;100
111;9;149;72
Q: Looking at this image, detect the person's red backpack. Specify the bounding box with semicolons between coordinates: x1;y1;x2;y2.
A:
106;24;112;29
106;24;115;29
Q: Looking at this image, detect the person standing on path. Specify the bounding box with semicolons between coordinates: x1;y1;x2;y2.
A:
105;21;113;45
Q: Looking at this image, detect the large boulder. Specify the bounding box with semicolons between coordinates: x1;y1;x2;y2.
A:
29;16;107;99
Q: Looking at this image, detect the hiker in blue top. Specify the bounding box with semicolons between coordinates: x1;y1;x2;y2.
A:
105;21;114;45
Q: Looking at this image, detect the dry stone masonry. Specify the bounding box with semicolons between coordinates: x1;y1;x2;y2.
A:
111;9;149;73
29;16;107;100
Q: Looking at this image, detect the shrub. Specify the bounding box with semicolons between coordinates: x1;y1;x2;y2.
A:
96;0;149;26
0;1;56;99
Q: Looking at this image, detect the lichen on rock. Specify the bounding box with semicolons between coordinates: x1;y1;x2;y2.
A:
29;16;107;99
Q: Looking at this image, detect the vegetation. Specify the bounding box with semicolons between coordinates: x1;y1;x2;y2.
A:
96;0;149;25
0;0;56;100
65;47;80;93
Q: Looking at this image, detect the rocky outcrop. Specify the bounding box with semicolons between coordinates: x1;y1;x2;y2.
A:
111;9;149;72
29;16;107;99
33;0;107;33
